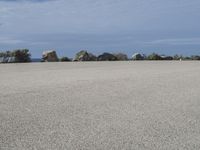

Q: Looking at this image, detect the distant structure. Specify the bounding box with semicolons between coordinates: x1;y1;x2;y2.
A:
42;50;58;62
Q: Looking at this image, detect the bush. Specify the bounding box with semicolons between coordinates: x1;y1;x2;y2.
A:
60;57;71;62
12;49;31;62
113;53;128;61
147;53;162;60
191;55;200;60
173;54;183;60
0;49;31;63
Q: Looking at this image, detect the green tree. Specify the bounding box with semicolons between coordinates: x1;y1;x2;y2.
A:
12;49;31;62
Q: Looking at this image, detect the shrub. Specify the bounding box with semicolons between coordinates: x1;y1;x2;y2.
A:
147;53;162;60
12;49;31;62
191;55;200;60
0;49;31;63
113;53;128;61
173;54;183;60
60;57;71;62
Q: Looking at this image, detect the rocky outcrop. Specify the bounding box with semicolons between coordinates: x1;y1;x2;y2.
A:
161;55;173;60
97;53;117;61
74;50;97;61
132;53;145;60
113;53;128;61
42;50;58;62
147;53;162;60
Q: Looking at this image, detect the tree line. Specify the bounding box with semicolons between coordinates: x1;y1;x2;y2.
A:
0;49;200;63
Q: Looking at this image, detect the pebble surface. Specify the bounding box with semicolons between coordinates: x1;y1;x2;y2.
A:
0;61;200;150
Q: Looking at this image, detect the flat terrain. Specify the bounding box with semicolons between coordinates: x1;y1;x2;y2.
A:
0;61;200;150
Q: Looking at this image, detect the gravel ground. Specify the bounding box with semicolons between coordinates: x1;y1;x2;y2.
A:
0;61;200;150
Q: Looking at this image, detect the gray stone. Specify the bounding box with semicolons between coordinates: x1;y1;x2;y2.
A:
132;53;145;60
113;53;128;61
42;50;58;62
74;50;97;61
97;53;117;61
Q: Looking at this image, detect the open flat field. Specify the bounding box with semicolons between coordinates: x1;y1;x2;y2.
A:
0;61;200;150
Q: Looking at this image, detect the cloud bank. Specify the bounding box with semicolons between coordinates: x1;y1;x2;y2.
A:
0;0;200;57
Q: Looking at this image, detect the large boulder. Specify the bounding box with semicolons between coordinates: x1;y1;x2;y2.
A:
161;55;173;60
74;50;97;61
97;53;117;61
42;50;58;62
113;53;128;61
191;55;200;60
132;53;145;60
147;53;162;60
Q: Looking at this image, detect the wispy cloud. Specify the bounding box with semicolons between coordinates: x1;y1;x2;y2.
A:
0;0;56;2
145;38;200;45
0;37;24;44
0;0;200;56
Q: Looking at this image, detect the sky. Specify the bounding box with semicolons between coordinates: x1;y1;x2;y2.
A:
0;0;200;58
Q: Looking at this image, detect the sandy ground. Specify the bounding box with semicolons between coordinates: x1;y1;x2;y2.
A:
0;61;200;150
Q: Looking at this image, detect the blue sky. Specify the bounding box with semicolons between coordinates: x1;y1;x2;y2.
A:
0;0;200;58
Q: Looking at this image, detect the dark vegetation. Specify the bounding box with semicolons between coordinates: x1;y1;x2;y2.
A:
60;57;71;62
0;49;31;63
0;49;200;63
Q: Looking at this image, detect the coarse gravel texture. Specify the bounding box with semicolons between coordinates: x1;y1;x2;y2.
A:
0;61;200;150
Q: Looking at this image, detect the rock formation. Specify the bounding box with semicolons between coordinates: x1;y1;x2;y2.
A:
74;50;97;61
42;50;58;62
113;53;128;61
97;53;117;61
